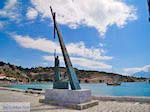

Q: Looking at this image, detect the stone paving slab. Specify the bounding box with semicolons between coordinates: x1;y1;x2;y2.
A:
0;89;150;112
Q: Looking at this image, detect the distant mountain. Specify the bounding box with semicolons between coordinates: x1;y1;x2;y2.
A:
133;71;150;78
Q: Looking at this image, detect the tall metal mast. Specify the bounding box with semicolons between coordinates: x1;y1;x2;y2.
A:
148;0;150;22
50;6;81;90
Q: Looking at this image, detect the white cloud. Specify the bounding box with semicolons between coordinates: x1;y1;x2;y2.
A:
0;0;21;29
26;7;38;20
99;43;104;47
30;0;137;35
43;55;112;70
43;62;49;66
12;34;112;70
12;34;112;60
124;65;150;75
4;0;17;10
0;0;20;21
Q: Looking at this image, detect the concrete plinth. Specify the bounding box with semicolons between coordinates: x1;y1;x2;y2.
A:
39;98;99;110
45;89;91;104
40;89;98;110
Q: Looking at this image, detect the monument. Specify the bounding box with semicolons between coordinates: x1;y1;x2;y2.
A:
39;6;98;110
53;54;68;89
50;7;81;90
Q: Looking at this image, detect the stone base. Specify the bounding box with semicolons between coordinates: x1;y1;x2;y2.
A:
40;89;98;110
39;99;99;110
45;89;91;104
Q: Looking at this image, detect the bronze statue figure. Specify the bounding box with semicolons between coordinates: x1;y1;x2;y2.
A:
54;55;61;82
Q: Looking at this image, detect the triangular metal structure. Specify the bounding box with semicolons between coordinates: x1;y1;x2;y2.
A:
50;6;81;90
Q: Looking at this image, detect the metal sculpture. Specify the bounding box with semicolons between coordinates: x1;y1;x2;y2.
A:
54;55;61;82
50;6;81;90
53;54;68;89
148;0;150;22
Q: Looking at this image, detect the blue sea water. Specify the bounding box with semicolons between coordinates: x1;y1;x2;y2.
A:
7;82;150;97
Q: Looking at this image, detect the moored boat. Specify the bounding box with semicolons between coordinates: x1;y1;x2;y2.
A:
106;81;121;86
106;75;121;86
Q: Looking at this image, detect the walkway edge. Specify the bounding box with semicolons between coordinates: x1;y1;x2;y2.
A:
92;96;150;103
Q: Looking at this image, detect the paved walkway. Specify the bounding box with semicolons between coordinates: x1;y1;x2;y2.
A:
0;89;149;112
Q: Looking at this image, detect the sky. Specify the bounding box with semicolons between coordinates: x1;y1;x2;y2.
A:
0;0;150;75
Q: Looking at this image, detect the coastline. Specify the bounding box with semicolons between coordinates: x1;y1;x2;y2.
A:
0;87;150;103
4;82;150;97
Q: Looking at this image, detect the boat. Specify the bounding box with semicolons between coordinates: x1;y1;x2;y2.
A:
106;81;121;86
106;76;121;86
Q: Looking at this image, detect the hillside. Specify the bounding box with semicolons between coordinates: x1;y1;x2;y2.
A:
0;61;30;82
0;61;149;83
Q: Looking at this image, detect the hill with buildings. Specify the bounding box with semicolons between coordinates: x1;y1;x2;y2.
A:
0;61;149;83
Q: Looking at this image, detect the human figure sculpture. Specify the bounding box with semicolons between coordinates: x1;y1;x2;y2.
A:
53;55;69;89
54;56;61;82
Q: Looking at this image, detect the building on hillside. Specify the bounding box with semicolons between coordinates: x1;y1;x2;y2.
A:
0;74;6;79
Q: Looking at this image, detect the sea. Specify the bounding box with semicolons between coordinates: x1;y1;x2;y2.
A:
7;82;150;97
